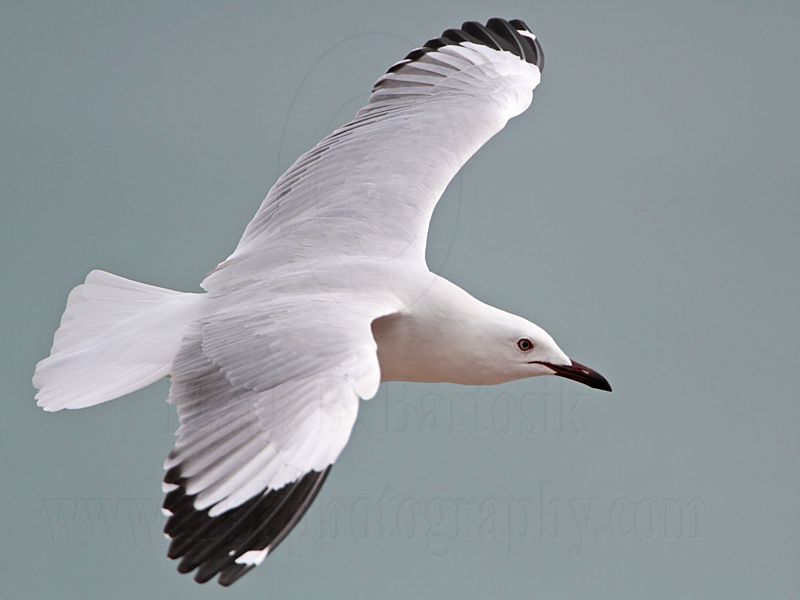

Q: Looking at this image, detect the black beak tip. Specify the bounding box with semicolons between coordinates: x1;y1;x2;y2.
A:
537;360;612;392
569;360;612;392
592;374;613;392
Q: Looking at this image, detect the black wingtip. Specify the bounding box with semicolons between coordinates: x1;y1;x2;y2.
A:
507;18;544;72
218;564;255;587
162;466;332;586
377;17;543;86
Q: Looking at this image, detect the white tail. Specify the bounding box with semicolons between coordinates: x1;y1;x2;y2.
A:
33;270;203;412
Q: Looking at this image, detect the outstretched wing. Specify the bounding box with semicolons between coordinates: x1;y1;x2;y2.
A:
163;282;399;585
204;18;543;290
164;18;545;586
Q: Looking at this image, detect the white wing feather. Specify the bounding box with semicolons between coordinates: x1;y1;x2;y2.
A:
167;274;399;516
169;36;542;516
203;42;540;290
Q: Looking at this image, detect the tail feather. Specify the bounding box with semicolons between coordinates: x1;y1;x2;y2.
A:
33;270;203;412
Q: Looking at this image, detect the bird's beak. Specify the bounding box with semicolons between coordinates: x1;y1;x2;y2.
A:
534;360;612;391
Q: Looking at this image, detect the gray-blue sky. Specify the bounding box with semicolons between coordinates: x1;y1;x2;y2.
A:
1;1;798;598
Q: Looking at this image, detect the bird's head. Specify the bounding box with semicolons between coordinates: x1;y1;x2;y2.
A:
486;312;612;391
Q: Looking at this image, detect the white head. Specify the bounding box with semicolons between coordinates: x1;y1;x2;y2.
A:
472;309;611;390
373;280;611;391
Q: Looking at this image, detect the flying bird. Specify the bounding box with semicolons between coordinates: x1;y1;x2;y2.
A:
33;17;611;586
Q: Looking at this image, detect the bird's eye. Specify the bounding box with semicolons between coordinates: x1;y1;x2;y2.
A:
517;338;534;352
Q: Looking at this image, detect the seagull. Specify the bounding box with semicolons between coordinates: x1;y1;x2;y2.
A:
33;17;611;586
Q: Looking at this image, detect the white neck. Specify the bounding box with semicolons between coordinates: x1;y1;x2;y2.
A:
372;275;526;385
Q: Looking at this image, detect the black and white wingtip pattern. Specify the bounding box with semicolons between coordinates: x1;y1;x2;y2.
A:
377;17;543;91
163;465;331;586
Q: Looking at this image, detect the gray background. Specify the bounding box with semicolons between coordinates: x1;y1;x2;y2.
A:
1;0;798;598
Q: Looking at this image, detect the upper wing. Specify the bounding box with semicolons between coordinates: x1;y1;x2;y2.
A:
163;280;399;585
204;18;543;290
164;18;544;586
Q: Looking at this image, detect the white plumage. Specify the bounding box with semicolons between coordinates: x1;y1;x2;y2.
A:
33;270;202;411
33;18;610;586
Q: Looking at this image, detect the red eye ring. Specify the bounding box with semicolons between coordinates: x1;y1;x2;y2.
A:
517;338;534;352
